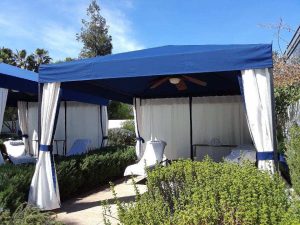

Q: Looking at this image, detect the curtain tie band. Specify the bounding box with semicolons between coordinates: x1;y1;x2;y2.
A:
136;137;145;143
22;134;29;138
257;151;274;160
40;144;53;152
103;136;108;140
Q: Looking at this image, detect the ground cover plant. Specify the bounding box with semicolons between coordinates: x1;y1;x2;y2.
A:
104;159;300;225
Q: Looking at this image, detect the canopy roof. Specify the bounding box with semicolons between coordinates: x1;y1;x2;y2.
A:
0;63;108;106
39;44;273;104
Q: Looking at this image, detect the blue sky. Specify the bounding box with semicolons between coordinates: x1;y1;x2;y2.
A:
0;0;299;60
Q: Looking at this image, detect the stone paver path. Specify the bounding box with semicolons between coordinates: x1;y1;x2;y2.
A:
55;179;147;225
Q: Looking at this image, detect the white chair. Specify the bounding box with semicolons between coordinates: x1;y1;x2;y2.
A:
66;139;92;156
124;140;167;177
3;140;36;165
4;140;26;157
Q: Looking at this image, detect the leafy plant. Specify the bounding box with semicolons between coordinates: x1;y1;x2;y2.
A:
286;125;300;195
0;204;64;225
121;120;135;133
108;128;135;146
106;160;300;225
0;146;136;212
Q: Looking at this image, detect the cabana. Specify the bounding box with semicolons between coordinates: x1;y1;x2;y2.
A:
36;44;276;210
0;63;109;157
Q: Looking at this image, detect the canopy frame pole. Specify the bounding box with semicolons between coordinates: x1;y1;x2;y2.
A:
270;70;278;172
64;101;67;155
189;96;193;160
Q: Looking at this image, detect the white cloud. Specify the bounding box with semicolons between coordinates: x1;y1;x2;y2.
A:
102;4;144;53
41;23;82;60
0;0;143;60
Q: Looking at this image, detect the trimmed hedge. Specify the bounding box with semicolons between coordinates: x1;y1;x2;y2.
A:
286;125;300;195
110;160;300;225
0;146;136;212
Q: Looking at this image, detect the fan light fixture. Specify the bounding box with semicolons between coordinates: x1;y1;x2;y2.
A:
169;77;181;85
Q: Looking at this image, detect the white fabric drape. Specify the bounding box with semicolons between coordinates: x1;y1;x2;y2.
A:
133;98;143;159
17;101;29;154
0;88;8;133
140;98;190;160
28;82;61;210
192;96;252;161
241;69;275;173
101;105;108;147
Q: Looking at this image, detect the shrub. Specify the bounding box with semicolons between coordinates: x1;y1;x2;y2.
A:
0;146;136;212
108;160;300;225
121;120;135;133
286;125;300;195
0;204;64;225
108;128;135;146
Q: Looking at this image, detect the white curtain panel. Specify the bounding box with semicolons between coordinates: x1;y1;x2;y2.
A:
66;102;101;152
28;82;61;210
101;105;108;147
140;98;190;159
17;101;30;154
28;102;39;156
0;88;8;133
133;98;143;159
192;96;251;145
241;69;275;173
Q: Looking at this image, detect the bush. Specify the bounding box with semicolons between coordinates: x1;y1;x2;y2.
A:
121;120;135;133
0;204;64;225
286;125;300;195
0;146;136;212
109;160;300;225
108;128;135;146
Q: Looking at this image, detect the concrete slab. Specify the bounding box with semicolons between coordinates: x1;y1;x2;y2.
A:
55;178;147;225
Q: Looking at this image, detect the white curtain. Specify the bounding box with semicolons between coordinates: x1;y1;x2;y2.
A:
140;98;190;160
28;82;61;210
240;69;275;173
17;101;29;154
101;105;108;147
0;88;8;133
192;96;252;161
133;98;143;159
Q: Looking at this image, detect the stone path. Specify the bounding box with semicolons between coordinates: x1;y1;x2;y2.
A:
55;179;147;225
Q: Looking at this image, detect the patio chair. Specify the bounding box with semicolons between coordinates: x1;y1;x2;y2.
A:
66;139;92;156
1;142;36;165
124;139;167;177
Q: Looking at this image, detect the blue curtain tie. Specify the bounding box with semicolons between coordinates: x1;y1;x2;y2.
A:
22;134;29;138
257;151;274;160
103;136;108;140
40;144;53;152
136;137;145;143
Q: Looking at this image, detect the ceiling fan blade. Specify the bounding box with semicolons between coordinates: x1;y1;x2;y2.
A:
183;75;207;86
150;77;169;89
175;80;187;91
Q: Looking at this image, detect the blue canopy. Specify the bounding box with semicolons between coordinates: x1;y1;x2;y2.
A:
39;44;273;104
0;63;108;106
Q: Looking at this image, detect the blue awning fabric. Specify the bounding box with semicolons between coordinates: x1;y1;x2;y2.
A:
0;63;108;105
38;44;273;104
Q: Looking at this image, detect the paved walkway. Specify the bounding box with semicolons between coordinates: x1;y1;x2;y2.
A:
55;179;147;225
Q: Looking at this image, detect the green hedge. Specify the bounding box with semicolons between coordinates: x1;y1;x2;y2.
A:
111;160;300;225
286;125;300;195
0;146;136;212
108;128;135;146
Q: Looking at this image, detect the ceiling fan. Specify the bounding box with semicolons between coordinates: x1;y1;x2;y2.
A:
150;75;207;91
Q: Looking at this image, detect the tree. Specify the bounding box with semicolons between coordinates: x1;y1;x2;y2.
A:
76;0;112;58
0;47;15;65
26;48;52;72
